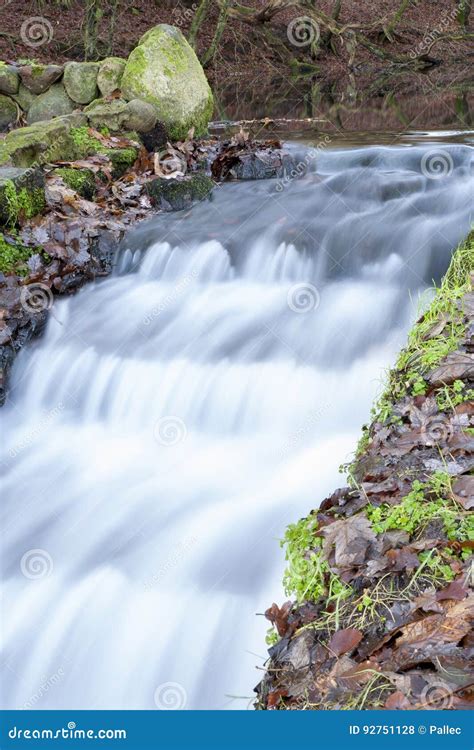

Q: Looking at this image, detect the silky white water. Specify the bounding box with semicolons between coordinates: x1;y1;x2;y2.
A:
1;141;473;709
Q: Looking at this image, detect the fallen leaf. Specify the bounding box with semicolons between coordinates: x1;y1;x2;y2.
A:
328;628;363;656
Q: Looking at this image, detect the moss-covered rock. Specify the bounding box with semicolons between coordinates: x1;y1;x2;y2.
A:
145;173;214;211
84;97;129;131
4;117;81;167
63;62;99;104
124;98;157;132
70;126;139;177
27;83;75;125
0;167;45;226
0;64;19;96
54;167;96;199
97;57;126;97
121;24;214;141
0;94;18;132
12;83;37;113
0;231;34;274
19;63;63;94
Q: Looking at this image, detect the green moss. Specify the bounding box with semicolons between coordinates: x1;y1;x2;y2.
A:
70;127;139;176
374;230;474;422
1;178;45;226
54;167;96;199
0;231;34;274
282;514;352;604
366;473;473;542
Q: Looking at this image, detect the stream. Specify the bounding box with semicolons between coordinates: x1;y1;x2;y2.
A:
1;136;473;710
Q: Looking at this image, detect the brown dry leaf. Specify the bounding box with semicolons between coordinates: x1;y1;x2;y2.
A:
265;601;293;637
413;588;444;614
384;690;411;709
267;689;287;709
385;547;420;572
321;515;377;568
452;476;474;509
328;628;363;657
397;595;474;648
436;578;469;602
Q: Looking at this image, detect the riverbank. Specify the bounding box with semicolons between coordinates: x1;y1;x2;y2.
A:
256;230;474;710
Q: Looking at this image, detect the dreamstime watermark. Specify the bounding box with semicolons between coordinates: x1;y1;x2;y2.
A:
20;282;54;314
421;150;454;180
155;146;187;178
153;416;187;446
172;2;198;28
20;549;53;580
287;16;320;48
6;401;66;464
154;682;187;710
410;404;453;446
409;7;458;58
279;404;330;457
143;536;197;590
275;136;331;192
420;681;454;709
287;282;321;313
141;269;198;329
20;16;53;48
23;666;66;709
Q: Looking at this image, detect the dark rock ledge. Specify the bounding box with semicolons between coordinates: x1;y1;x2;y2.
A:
256;232;474;711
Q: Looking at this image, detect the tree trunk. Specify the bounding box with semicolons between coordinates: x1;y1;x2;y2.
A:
84;0;102;60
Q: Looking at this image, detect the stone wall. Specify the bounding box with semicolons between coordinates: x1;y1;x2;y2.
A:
0;24;214;142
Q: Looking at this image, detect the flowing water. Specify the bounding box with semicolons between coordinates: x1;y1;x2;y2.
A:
1;138;473;710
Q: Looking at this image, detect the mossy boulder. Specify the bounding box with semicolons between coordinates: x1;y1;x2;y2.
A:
0;166;45;226
4;116;82;167
84;97;129;131
12;83;37;113
27;83;76;125
121;24;214;141
0;64;19;96
63;62;99;104
145;173;214;211
54;167;96;199
97;57;126;97
19;63;63;94
0;95;18;132
124;99;157;132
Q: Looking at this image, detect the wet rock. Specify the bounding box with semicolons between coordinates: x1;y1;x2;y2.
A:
0;94;17;132
140;122;169;152
19;63;63;94
63;62;99;104
124;99;157;133
27;83;76;125
97;57;126;97
0;64;19;96
145;173;214;211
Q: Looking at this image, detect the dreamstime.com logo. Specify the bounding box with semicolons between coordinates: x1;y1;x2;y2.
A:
8;722;126;741
154;682;187;710
287;282;321;313
287;16;320;47
421;150;454;180
20;283;54;315
20;16;53;48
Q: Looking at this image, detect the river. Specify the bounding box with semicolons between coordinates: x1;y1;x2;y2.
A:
1;135;473;709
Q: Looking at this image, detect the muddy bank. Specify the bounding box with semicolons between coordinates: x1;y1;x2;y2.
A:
256;232;474;710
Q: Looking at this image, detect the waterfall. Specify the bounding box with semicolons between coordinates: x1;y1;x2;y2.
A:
1;141;473;709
